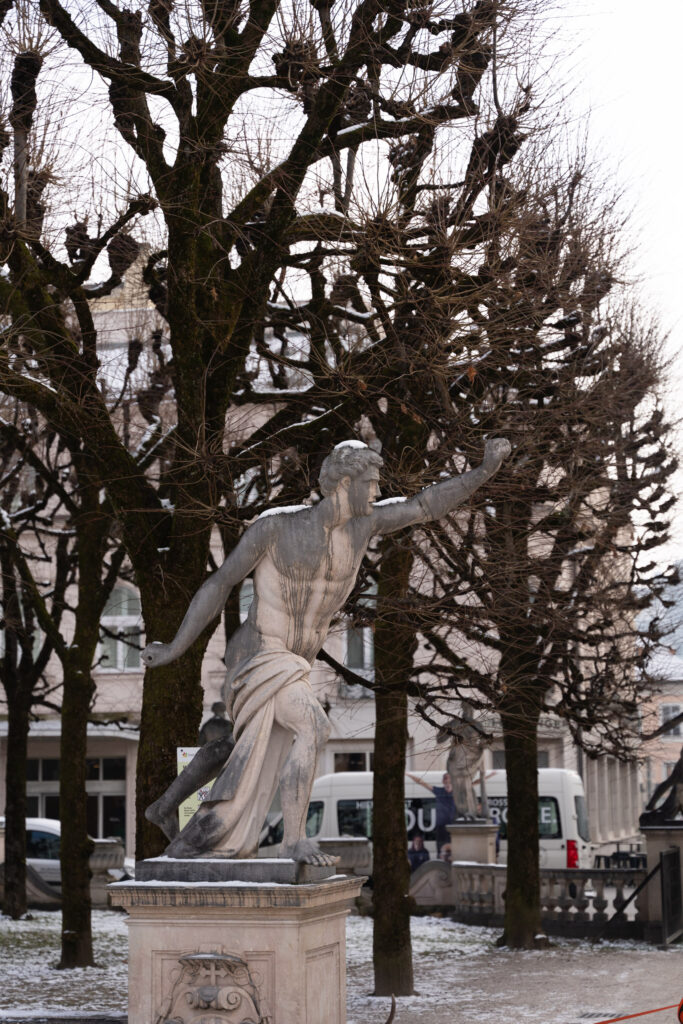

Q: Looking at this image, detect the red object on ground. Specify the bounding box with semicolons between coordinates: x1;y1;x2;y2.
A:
594;1005;680;1023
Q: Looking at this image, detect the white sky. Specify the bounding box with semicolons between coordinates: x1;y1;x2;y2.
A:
564;1;683;557
568;1;683;359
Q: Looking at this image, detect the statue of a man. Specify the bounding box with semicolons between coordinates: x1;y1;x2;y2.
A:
142;438;511;864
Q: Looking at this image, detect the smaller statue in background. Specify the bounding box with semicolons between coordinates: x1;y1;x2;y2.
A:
443;709;487;822
198;700;235;750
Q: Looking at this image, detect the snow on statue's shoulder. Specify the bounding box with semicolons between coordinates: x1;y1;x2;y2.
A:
374;497;407;506
258;504;309;519
333;439;369;450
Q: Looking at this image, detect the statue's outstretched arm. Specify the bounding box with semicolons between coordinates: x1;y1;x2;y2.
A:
141;519;270;669
372;439;511;535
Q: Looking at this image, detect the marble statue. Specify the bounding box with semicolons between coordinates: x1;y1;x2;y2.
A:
640;745;683;826
443;710;487;821
142;438;511;864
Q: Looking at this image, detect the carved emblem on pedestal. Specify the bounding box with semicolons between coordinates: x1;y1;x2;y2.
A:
158;951;270;1024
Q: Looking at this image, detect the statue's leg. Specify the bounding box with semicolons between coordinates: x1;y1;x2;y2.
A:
145;735;234;840
272;681;336;866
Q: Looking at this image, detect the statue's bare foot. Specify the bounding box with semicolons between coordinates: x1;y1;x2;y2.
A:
145;798;179;841
281;838;339;867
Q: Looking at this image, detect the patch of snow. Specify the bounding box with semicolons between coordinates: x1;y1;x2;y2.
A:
22;373;57;394
333;439;368;450
258;504;308;519
374;497;407;506
132;415;161;458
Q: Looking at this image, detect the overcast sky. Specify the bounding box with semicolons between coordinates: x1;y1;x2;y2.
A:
563;1;683;554
568;1;682;357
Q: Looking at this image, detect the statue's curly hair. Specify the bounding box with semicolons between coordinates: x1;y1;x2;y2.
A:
319;444;383;496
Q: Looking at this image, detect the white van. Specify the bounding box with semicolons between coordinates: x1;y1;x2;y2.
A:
476;768;592;869
259;768;592;870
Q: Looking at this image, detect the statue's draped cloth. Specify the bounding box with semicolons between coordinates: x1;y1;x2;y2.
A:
184;638;312;857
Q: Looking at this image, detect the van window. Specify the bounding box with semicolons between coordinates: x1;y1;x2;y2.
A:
337;799;372;838
262;801;323;846
538;797;561;838
488;796;561;839
306;800;324;837
574;794;590;842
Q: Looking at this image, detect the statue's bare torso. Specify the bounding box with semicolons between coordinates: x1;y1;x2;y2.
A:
234;513;374;665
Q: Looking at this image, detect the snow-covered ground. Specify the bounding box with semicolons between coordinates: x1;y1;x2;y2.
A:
0;909;681;1023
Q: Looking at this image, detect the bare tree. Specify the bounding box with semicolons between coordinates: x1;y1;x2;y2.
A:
0;403;68;919
403;168;677;947
0;397;129;963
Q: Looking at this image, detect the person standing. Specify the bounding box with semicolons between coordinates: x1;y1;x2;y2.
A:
407;772;457;852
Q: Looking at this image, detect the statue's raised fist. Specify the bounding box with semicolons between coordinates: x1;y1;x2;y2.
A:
141;641;174;668
483;437;511;469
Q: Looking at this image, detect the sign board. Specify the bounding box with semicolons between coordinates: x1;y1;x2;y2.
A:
176;747;215;831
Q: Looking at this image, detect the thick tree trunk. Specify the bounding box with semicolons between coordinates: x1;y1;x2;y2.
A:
58;652;95;968
372;534;415;997
499;693;542;948
135;593;207;860
2;692;30;919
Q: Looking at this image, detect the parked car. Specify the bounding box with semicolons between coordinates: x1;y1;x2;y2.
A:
0;816;130;888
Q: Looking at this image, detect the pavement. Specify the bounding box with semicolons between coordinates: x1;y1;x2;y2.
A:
346;934;683;1024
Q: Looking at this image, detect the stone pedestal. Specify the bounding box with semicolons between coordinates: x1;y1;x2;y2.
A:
641;824;683;944
109;870;364;1024
447;821;498;864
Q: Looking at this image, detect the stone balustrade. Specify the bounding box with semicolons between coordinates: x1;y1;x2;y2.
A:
410;860;648;938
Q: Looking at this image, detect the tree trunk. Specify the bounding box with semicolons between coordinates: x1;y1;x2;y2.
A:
135;594;207;860
58;651;95;968
2;691;30;919
372;534;415;997
499;693;542;948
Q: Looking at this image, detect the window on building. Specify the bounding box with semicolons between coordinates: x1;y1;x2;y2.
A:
26;756;127;842
334;751;373;772
100;587;143;670
239;579;254;622
492;750;549;770
344;585;376;681
661;704;682;737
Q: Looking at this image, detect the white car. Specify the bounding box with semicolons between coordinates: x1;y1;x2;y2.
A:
0;816;130;887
